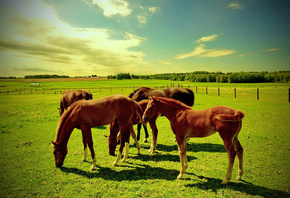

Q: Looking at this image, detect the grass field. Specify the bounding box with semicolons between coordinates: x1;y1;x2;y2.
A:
0;79;289;197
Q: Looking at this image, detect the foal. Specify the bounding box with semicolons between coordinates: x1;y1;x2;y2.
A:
59;89;92;116
108;100;159;155
143;96;244;185
52;95;142;170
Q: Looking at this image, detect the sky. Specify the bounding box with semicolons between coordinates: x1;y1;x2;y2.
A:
0;0;289;77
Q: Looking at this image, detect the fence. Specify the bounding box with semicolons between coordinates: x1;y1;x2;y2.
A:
1;84;289;103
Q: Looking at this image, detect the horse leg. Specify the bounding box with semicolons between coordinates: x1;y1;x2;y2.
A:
221;138;236;185
148;116;158;154
113;125;129;166
143;124;149;143
233;136;243;181
82;127;96;171
128;124;140;154
81;131;88;161
137;123;141;141
176;135;188;180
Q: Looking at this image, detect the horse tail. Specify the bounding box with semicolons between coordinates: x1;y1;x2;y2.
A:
215;110;245;122
55;100;80;142
186;88;195;106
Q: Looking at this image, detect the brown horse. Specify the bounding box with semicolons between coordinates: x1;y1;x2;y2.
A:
129;87;194;142
58;89;93;116
107;99;159;155
52;94;143;170
143;96;244;185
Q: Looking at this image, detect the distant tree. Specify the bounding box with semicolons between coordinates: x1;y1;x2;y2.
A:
116;73;131;80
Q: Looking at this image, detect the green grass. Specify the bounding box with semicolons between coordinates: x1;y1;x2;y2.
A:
0;80;289;197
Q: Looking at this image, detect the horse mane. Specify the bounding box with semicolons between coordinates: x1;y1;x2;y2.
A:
55;100;81;143
153;96;192;110
129;87;151;98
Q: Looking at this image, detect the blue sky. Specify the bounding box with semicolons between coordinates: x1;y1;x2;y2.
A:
0;0;289;77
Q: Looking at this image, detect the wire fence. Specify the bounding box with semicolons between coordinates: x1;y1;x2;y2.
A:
1;83;289;103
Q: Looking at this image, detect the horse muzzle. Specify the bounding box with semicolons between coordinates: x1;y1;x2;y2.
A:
143;115;149;122
55;161;63;168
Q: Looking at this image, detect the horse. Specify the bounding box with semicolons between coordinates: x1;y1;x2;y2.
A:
129;87;194;142
107;99;159;156
58;89;93;116
52;94;143;171
142;96;244;185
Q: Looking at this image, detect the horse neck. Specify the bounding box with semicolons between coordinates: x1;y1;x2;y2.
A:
55;117;75;148
156;99;184;120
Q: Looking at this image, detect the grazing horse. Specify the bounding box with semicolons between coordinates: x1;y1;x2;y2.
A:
58;89;93;116
143;96;244;185
52;94;143;170
129;87;194;142
107;100;159;155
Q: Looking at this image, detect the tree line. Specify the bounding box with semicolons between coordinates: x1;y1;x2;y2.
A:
1;71;289;83
24;74;70;79
108;71;290;83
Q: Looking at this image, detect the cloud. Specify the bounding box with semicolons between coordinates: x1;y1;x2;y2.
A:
238;48;282;58
92;0;132;17
0;0;146;76
158;60;172;65
228;2;244;10
200;49;235;57
137;6;160;24
148;7;159;13
262;48;282;52
175;44;235;59
196;34;218;43
175;44;207;59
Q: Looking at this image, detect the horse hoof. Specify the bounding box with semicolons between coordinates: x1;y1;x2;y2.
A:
221;180;229;185
143;139;148;143
236;176;242;181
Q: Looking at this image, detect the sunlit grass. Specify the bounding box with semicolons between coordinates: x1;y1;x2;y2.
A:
0;80;289;197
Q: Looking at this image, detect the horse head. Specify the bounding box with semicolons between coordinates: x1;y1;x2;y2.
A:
143;96;158;122
104;135;118;156
51;141;68;167
58;107;64;116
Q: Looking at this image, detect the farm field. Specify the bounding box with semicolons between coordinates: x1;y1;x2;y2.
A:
0;79;289;197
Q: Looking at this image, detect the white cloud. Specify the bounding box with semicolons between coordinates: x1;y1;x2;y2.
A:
175;44;235;59
137;15;147;24
158;60;172;65
92;0;132;17
175;44;207;59
228;2;244;10
137;6;160;24
0;0;146;76
262;48;282;52
149;7;159;13
196;34;218;43
200;49;235;57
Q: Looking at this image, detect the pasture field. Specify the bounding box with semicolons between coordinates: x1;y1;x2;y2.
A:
0;79;289;197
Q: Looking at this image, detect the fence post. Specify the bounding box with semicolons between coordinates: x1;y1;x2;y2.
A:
289;88;290;103
234;88;236;98
257;88;259;100
206;87;208;95
196;86;198;93
218;88;220;96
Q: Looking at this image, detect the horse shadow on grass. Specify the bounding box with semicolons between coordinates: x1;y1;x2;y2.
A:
60;163;179;181
185;173;290;198
139;142;226;153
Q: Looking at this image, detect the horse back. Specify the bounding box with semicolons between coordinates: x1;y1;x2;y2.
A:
72;95;136;128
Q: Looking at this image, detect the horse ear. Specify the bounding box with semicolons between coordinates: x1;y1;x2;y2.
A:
51;141;57;146
57;107;60;110
148;96;153;100
104;135;109;138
